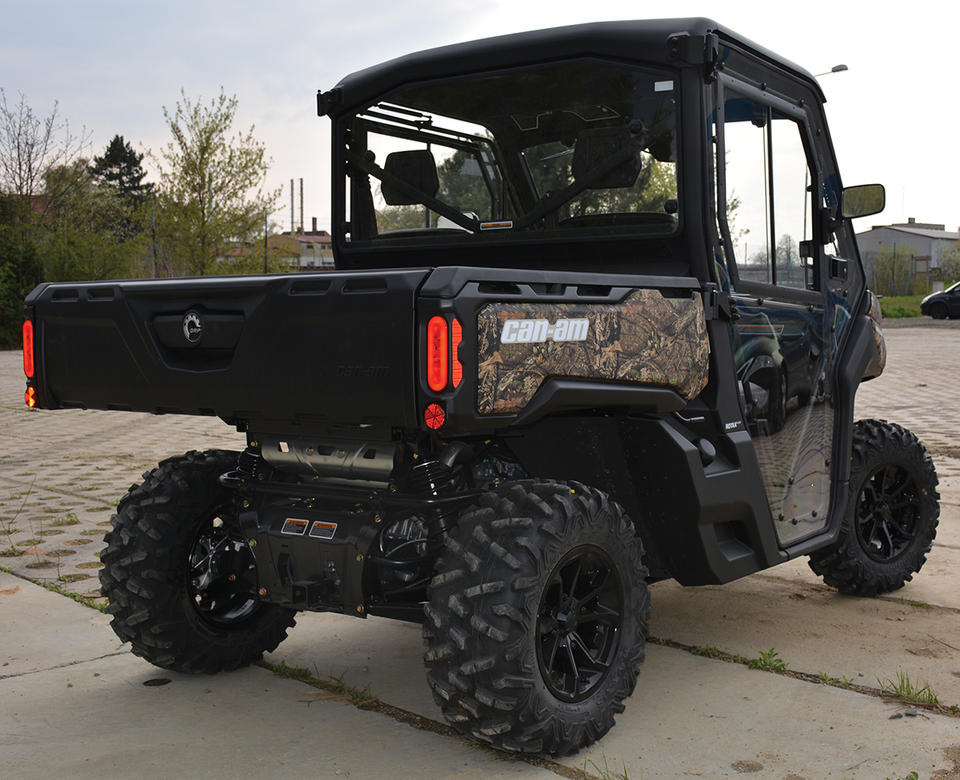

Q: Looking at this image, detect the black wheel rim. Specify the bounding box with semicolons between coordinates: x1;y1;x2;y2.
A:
856;461;923;562
186;513;261;625
536;546;624;703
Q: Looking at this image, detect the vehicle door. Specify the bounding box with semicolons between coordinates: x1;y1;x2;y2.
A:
949;285;960;318
711;76;837;546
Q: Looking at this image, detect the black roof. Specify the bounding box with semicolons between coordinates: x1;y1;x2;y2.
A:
325;18;820;115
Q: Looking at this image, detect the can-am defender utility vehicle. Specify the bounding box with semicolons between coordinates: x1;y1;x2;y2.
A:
22;18;939;756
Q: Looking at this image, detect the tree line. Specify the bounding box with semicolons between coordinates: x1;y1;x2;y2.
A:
0;87;286;348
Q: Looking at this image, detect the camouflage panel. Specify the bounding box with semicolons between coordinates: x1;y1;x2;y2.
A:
477;290;709;415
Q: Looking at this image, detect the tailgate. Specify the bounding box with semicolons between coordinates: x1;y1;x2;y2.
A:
25;269;428;429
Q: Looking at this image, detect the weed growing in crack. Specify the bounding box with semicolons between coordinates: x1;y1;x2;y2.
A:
0;476;36;556
818;672;855;689
584;755;632;780
261;661;376;706
692;644;724;659
878;671;939;705
748;648;788;672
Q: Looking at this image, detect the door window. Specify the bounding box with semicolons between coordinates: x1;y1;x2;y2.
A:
720;92;813;291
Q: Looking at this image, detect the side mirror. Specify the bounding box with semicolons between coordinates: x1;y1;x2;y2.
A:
841;184;885;219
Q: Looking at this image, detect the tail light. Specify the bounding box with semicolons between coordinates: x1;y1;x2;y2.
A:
423;314;464;430
22;320;34;379
426;316;448;392
23;320;37;408
425;315;463;393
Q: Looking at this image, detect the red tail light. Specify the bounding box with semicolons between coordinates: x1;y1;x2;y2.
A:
22;320;34;379
426;316;449;392
451;318;463;388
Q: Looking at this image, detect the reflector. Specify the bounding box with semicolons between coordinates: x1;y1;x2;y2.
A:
451;318;463;388
424;403;445;429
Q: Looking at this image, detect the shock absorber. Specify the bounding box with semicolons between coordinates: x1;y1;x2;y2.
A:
405;442;474;550
236;447;264;481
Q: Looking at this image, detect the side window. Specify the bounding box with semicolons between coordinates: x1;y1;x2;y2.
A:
721;92;813;291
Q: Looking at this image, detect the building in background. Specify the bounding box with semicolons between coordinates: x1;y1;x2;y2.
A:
856;218;960;295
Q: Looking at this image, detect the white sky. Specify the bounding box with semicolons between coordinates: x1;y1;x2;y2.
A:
3;0;957;234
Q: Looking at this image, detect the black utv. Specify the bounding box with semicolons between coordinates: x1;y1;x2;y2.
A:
22;18;938;756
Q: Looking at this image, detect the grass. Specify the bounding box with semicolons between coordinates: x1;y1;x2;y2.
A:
692;644;723;659
878;671;939;705
895;597;934;609
262;661;375;706
584;756;632;780
879;295;923;318
271;660;313;680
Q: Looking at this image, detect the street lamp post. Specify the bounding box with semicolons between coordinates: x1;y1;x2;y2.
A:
804;65;849;244
815;64;849;77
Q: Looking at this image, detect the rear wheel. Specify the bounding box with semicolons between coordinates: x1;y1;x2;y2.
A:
100;450;296;673
423;481;649;755
809;420;939;595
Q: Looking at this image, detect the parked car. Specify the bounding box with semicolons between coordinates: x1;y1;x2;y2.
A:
921;281;960;319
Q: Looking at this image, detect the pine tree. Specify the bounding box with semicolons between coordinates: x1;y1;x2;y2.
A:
92;135;152;199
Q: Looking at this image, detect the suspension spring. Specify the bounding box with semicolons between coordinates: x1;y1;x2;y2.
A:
406;457;460;551
236;447;264;481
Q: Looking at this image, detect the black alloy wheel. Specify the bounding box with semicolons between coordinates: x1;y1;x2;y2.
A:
537;546;624;702
855;461;924;563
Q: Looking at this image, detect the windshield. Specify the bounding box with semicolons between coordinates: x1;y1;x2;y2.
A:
338;60;679;249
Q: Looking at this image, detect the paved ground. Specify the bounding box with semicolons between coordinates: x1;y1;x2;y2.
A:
2;322;960;779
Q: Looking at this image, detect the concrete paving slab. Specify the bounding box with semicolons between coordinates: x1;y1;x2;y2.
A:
0;571;121;676
270;608;960;779
574;646;960;780
0;575;558;780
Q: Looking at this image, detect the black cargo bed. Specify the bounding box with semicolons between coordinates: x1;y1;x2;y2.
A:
25;269;428;430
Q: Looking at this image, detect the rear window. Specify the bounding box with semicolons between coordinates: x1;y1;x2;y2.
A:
338;60;679;250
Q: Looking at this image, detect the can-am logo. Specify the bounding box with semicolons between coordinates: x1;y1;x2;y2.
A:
501;317;590;344
182;311;203;343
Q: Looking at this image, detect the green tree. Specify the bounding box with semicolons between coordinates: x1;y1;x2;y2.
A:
148;88;281;276
864;247;913;297
936;240;960;285
41;158;146;281
0;194;41;347
92;135;152;200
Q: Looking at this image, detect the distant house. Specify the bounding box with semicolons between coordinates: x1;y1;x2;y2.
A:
282;218;334;269
217;218;335;270
856;218;960;271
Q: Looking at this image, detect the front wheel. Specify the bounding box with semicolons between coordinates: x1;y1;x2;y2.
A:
99;450;296;673
423;481;650;756
808;420;939;595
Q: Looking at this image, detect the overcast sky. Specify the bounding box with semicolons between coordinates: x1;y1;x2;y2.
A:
3;0;957;234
